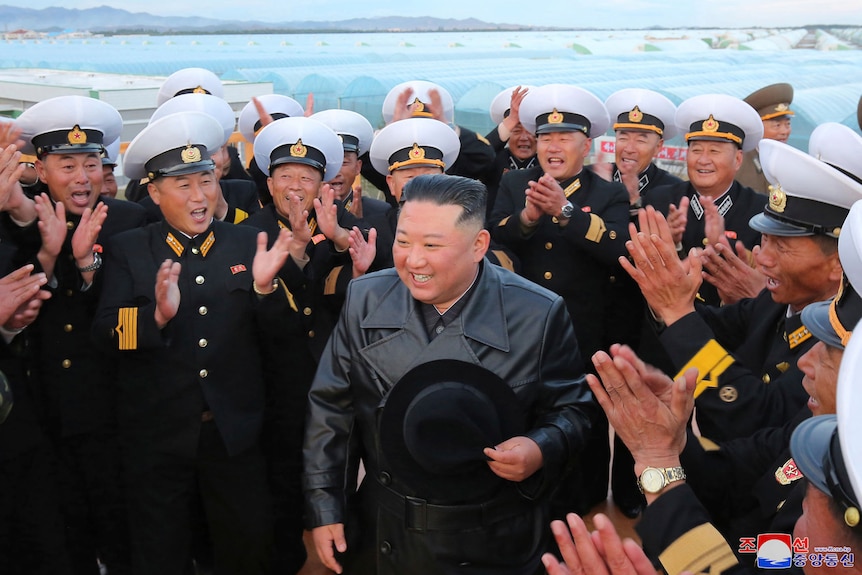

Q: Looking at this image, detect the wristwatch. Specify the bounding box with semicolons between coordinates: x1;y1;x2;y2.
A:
637;466;686;494
559;201;574;219
76;251;102;273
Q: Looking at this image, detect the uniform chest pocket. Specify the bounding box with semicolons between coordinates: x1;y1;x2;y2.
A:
224;270;252;293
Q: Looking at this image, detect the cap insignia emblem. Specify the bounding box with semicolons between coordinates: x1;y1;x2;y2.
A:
548;108;564;124
290;139;308;158
412;98;425;113
192;85;207;94
775;103;789;112
409;143;426;160
67;125;87;144
768;184;787;214
702;114;719;133
181;145;202;164
628;106;643;123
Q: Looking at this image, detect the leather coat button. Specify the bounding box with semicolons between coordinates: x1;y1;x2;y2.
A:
379;541;392;555
379;472;391;486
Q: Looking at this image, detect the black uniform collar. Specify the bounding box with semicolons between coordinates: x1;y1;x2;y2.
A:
161;220;216;258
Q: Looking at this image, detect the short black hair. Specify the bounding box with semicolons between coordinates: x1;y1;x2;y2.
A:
400;174;487;229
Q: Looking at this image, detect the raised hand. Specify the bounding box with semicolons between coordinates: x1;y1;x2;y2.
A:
621;207;701;326
0;264;49;328
154;259;181;328
252;228;292;292
313;183;350;250
700;241;766;304
349;226;377;278
666;196;689;246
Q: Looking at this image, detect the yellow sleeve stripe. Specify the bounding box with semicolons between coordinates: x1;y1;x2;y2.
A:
233;208;249;224
274;278;298;312
498;215;511;227
659;523;739;575
697;436;722;452
585;213;607;243
324;266;343;296
490;250;515;272
674;339;734;399
115;307;138;351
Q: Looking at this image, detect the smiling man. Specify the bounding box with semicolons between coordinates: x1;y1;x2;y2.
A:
93;110;296;575
738;83;794;195
10;95;147;575
303;173;593;575
622;136;862;444
643;93;765;307
488;83;629;514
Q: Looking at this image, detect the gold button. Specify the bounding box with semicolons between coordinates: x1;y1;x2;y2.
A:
545;242;553;250
702;238;709;246
609;230;617;240
195;275;205;285
552;217;559;224
199;369;208;378
762;374;771;384
198;339;208;348
544;272;552;280
308;330;315;338
61;359;71;368
66;289;74;297
64;324;73;332
191;247;200;255
609;275;616;284
198;306;208;316
303;307;312;316
66;221;75;230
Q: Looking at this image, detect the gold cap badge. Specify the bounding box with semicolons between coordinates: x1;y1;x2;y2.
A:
412;97;425;113
548;108;563;124
775;103;789;112
67;124;87;144
702;114;719;133
768;184;787;213
628;106;643;123
181;145;202;164
192;85;207;94
290;139;308;158
409;143;426;160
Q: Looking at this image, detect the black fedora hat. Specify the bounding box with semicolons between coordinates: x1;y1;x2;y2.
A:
378;360;526;505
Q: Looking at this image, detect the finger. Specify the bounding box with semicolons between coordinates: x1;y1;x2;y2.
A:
542;552;572;575
593;514;635;575
622;539;658;575
565;513;608;575
548;519;583;575
670;369;698;423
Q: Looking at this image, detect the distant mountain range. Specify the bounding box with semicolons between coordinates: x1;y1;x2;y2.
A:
0;5;533;33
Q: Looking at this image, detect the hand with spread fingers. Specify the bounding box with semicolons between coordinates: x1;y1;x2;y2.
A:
542;512;658;575
620;206;701;326
348;225;376;278
700;195;729;250
666;196;689;246
314;183;350;250
700;241;765;305
586;346;696;490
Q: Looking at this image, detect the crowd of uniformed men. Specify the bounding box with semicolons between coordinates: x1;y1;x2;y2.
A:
2;65;862;575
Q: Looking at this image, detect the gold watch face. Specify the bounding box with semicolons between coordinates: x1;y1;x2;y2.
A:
640;467;666;494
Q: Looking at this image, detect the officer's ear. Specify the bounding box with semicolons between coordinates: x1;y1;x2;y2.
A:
148;180;161;206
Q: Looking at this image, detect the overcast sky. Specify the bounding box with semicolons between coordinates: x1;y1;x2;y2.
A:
22;0;862;28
